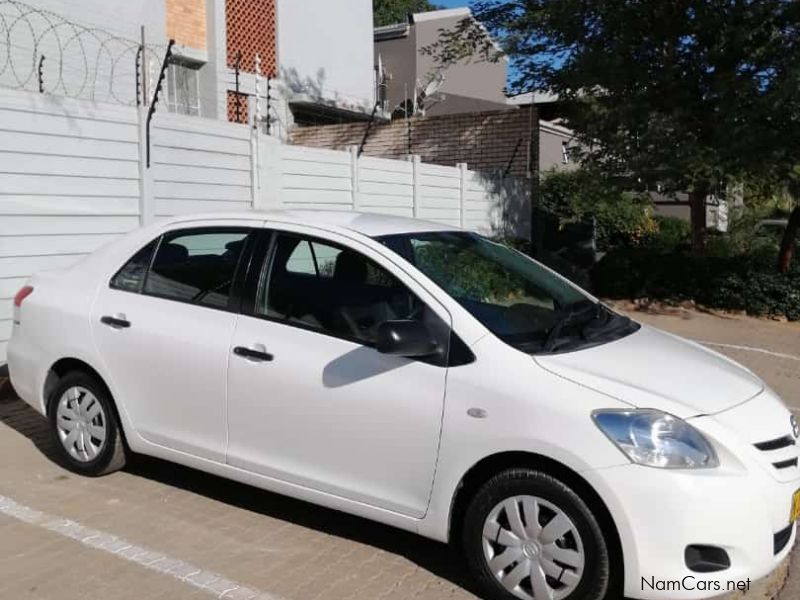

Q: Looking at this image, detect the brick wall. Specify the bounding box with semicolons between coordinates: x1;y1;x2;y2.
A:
165;0;207;50
290;106;538;178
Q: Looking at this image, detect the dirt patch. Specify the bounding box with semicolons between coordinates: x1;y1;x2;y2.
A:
604;298;790;322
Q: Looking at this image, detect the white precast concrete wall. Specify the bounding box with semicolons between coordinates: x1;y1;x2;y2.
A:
418;163;462;224
0;88;529;364
358;155;414;216
151;114;253;216
279;145;353;210
0;90;142;361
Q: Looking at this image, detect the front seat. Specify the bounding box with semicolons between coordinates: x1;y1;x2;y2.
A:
333;251;395;341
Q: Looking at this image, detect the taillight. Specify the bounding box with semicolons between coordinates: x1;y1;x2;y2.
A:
13;285;33;307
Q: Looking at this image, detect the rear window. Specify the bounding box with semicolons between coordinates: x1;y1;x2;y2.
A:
110;240;157;293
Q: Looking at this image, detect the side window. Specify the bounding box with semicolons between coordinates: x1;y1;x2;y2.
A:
258;234;434;345
143;228;249;309
110;240;158;293
285;240;318;275
285;240;341;277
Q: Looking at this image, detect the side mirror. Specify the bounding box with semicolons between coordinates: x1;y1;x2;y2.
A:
376;320;438;357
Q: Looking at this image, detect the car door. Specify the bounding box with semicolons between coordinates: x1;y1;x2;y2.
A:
226;226;453;518
91;223;255;462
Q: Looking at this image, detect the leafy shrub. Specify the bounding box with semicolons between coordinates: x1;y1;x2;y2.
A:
539;168;656;250
641;216;691;251
591;248;800;320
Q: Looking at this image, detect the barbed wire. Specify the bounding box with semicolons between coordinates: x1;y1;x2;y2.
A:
0;0;165;105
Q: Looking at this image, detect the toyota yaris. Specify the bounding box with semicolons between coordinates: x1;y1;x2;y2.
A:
8;210;800;600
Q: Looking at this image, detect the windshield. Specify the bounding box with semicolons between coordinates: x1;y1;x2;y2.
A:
376;231;638;354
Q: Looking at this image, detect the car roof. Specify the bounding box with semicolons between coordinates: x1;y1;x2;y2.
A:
164;209;463;238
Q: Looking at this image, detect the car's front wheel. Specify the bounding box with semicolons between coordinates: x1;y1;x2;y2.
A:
48;371;127;476
462;469;610;600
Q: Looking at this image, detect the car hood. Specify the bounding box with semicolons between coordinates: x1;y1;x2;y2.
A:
534;324;764;418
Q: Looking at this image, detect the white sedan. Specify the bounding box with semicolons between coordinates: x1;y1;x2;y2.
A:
8;210;800;600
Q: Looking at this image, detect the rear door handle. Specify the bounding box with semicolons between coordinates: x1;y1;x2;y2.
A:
233;345;274;362
101;314;131;329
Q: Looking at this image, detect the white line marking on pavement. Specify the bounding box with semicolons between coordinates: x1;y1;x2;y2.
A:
0;494;282;600
694;340;800;361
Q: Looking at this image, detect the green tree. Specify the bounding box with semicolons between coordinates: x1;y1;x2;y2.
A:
373;0;439;27
778;169;800;273
426;1;800;253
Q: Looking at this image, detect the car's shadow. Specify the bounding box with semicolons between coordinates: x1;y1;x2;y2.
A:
0;393;481;597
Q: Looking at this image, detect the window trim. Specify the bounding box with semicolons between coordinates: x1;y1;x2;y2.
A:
108;226;256;315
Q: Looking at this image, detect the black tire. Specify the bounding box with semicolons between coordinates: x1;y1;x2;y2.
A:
462;469;610;600
48;371;127;476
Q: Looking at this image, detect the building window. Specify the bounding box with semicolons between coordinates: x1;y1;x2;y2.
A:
166;63;201;116
561;140;571;164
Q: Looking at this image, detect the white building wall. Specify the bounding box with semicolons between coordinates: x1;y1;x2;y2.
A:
539;120;578;173
276;0;374;112
17;0;166;41
0;0;167;106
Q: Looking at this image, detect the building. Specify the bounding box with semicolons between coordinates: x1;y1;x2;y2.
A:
374;8;510;117
0;0;376;135
508;92;577;173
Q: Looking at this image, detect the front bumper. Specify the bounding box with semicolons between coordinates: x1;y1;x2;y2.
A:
587;461;797;599
583;386;800;599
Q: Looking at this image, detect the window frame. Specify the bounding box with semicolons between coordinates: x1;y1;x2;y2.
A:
109;238;159;294
108;226;257;314
240;228;462;365
245;230;395;348
166;61;201;117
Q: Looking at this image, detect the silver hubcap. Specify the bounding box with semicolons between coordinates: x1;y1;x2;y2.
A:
55;386;107;462
482;495;585;600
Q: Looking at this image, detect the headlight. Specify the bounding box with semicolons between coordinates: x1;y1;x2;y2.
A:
593;409;719;469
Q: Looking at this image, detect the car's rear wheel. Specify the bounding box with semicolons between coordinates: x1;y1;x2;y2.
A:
48;371;127;476
462;469;610;600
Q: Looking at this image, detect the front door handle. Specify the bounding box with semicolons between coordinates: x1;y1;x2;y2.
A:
233;345;274;362
101;314;131;329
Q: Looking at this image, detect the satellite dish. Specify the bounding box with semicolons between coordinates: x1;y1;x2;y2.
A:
414;71;445;116
419;71;444;99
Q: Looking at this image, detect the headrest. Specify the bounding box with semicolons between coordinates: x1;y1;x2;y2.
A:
334;251;367;283
225;239;245;255
158;243;189;264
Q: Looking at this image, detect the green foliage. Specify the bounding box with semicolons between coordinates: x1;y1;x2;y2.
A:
592;248;800;321
428;1;800;211
538;168;655;250
641;216;691;251
373;0;439;26
415;240;526;302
